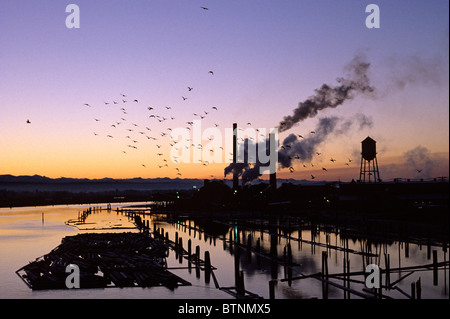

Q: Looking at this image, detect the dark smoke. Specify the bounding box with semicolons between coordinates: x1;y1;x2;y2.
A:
224;114;374;183
279;54;374;132
225;54;376;184
278;117;339;168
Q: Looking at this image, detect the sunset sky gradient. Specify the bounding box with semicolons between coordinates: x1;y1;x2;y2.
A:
0;0;448;182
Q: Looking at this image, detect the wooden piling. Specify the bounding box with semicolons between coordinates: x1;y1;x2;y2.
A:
188;239;192;259
416;278;421;299
204;251;211;270
287;243;292;265
322;251;328;279
178;237;183;254
237;271;245;296
411;282;416;299
195;245;200;264
269;280;275;299
385;253;390;287
204;251;211;284
433;250;438;286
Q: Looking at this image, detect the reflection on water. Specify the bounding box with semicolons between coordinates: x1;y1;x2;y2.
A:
0;204;448;299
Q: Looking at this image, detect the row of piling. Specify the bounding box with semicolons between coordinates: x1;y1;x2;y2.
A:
97;206;448;299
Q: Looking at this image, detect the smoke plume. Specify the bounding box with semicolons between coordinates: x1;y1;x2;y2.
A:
225;54;376;184
279;54;374;132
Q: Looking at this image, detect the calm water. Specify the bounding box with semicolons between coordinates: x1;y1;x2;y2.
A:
0;203;448;299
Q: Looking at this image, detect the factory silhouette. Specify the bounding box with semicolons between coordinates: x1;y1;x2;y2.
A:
166;126;448;241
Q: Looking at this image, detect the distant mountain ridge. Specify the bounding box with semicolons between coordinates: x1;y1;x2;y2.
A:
0;174;194;184
0;174;212;192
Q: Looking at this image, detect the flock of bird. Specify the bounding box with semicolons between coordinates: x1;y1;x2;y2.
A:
83;78;222;178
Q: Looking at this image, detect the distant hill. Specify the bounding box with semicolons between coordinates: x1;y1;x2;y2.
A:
0;175;210;192
0;174;322;193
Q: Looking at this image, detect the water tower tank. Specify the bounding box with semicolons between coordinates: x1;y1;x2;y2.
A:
361;136;376;161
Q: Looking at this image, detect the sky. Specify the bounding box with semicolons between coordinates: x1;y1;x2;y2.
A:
0;0;448;182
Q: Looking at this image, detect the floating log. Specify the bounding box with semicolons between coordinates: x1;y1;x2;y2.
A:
16;232;191;290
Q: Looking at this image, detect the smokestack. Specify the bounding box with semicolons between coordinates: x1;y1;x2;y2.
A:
269;132;277;189
232;123;239;190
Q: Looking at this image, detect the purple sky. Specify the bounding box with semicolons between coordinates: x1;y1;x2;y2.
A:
0;0;448;181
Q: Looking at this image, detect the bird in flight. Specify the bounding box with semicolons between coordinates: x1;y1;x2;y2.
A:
212;106;218;110
316;152;321;156
322;167;328;171
201;7;209;10
297;134;304;139
330;158;336;162
416;169;423;173
311;174;315;179
208;71;214;75
133;99;138;103
310;131;316;134
26;119;31;124
289;167;295;173
165;106;171;110
83;103;91;107
182;96;187;101
188;87;193;91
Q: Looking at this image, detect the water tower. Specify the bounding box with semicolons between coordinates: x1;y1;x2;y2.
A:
359;136;381;183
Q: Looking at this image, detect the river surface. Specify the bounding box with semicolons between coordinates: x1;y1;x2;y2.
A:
0;203;448;299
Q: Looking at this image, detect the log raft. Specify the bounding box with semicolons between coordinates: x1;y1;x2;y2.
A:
16;232;191;290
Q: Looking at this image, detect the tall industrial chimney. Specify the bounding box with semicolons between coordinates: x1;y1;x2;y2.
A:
269;131;277;189
232;123;239;190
